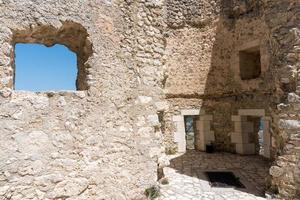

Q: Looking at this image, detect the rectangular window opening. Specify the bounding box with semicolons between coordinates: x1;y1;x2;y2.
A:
14;43;78;92
184;116;197;150
239;46;261;80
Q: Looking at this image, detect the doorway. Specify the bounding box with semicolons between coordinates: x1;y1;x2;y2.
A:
246;116;265;156
231;109;271;158
184;116;197;150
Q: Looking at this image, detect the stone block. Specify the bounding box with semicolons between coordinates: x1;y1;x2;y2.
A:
269;166;283;178
174;131;180;142
234;121;254;133
236;143;255;155
231;115;248;121
175;122;185;134
155;101;169;111
231;132;250;143
238;39;260;51
205;131;215;142
177;140;186;153
199;115;213;121
238;109;265;116
172;115;184;122
196;120;211;132
262;120;270;131
263;145;271;158
181;109;200;116
272;137;276;148
263;131;271;146
279;119;300;130
195;137;205;151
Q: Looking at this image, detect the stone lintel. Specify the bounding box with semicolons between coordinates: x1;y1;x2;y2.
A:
199;115;213;121
238;109;265;116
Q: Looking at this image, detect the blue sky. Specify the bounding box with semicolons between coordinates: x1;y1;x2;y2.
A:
15;43;77;91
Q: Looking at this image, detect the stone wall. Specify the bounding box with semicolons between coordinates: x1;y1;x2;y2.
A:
162;0;300;199
0;0;166;199
264;0;300;198
0;0;299;199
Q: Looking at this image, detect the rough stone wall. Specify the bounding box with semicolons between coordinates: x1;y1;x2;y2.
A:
162;0;272;151
162;0;300;198
0;0;166;199
164;0;220;96
264;0;300;198
0;0;299;199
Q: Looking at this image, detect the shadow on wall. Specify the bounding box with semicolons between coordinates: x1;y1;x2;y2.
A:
200;0;275;153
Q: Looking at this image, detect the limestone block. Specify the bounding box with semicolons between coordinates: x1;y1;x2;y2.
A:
263;145;271;158
155;101;169;111
238;39;260;51
205;131;215;142
263;131;271;147
195;137;205;151
272;137;276;148
236;143;255;155
13;131;53;158
177;140;186;153
147;114;160;126
173;115;184;122
199;115;213;121
174;131;181;142
263;122;270;134
196;120;211;132
279;119;300;130
175;121;185;134
231;132;250;143
234;121;254;133
270;166;283;178
138;96;152;104
231;115;248;122
181;109;200;116
238;109;265;116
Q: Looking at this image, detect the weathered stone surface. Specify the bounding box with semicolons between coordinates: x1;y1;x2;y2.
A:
0;0;165;199
270;166;284;178
49;178;89;199
0;0;300;199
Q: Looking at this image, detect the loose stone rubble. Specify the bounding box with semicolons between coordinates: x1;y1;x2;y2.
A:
0;0;299;199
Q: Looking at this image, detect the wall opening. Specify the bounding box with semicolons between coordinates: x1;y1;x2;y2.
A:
232;110;271;158
184;116;196;150
239;46;261;80
246;116;265;156
12;21;93;91
15;43;77;91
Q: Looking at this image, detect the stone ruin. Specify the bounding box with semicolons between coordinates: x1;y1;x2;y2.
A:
0;0;299;199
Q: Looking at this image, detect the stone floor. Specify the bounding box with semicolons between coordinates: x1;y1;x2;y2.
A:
158;150;271;200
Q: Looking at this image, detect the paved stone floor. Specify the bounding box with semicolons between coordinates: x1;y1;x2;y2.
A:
159;150;271;200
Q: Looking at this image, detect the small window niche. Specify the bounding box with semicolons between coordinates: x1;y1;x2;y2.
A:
239;46;261;80
12;21;92;92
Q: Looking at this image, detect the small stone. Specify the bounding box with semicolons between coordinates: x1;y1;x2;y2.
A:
270;166;283;178
138;96;153;104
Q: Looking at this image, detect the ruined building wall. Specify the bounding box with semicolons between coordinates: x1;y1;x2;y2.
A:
264;0;300;198
161;0;221;152
162;0;300;198
162;0;273;152
0;0;166;199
